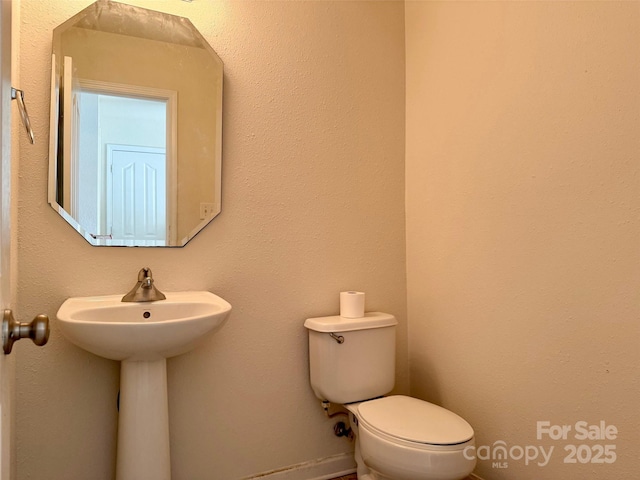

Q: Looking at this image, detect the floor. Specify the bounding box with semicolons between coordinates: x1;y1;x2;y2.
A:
330;476;476;480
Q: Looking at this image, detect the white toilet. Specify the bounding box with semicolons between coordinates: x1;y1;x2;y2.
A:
304;312;476;480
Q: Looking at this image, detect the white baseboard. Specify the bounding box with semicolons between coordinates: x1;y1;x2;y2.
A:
241;452;356;480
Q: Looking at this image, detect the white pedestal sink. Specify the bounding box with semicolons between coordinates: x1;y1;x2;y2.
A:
56;291;232;480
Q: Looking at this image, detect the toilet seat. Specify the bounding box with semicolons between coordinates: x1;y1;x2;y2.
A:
356;396;474;447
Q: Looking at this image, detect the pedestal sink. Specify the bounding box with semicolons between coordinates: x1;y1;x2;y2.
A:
56;291;232;480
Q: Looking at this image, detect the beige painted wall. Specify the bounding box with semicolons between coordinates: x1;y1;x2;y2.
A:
406;2;640;480
16;1;406;479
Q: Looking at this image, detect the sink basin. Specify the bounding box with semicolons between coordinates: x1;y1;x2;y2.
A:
57;291;231;361
56;290;231;480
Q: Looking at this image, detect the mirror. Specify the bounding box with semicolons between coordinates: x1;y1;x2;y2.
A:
48;0;223;247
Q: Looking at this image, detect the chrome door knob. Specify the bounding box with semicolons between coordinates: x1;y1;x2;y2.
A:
2;309;50;354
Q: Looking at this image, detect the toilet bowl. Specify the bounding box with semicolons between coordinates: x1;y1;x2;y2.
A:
346;396;475;480
304;312;476;480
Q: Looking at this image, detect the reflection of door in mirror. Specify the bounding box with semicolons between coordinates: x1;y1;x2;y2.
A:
68;76;177;246
107;145;167;246
61;56;78;215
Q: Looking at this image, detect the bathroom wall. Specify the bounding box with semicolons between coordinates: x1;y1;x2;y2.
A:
406;2;640;480
15;1;406;479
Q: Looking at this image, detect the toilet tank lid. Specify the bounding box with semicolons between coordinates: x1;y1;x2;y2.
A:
358;396;474;445
304;312;397;333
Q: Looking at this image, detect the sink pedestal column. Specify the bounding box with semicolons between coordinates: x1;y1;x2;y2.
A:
116;359;171;480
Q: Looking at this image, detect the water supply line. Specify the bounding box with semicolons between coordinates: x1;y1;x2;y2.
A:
319;401;353;441
321;400;347;419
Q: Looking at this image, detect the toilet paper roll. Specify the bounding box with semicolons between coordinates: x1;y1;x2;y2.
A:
340;291;365;318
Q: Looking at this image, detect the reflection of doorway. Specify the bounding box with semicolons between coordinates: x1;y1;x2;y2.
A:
107;145;167;246
71;77;177;244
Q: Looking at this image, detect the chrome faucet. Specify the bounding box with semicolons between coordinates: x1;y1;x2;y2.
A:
121;267;166;302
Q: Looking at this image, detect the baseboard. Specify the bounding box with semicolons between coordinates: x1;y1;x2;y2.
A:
470;474;485;480
241;452;356;480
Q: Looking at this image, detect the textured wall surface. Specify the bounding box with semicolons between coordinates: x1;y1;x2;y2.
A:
406;2;640;479
16;1;406;479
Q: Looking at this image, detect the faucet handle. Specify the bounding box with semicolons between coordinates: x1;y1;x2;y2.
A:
123;267;165;302
138;267;152;280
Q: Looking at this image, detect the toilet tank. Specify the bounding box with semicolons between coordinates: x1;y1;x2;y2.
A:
304;312;397;404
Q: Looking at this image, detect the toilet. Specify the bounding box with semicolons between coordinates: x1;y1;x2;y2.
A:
304;312;476;480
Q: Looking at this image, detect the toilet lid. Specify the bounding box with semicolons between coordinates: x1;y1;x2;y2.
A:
358;396;474;445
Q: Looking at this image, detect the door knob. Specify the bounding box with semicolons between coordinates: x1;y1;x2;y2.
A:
2;309;50;354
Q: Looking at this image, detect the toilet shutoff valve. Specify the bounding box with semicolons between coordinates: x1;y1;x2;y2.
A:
334;421;353;440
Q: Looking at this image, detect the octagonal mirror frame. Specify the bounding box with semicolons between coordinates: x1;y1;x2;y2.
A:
48;0;223;247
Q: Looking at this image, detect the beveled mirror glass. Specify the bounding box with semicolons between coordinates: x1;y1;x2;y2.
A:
48;0;223;247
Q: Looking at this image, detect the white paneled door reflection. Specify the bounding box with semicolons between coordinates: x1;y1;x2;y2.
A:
107;145;167;246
